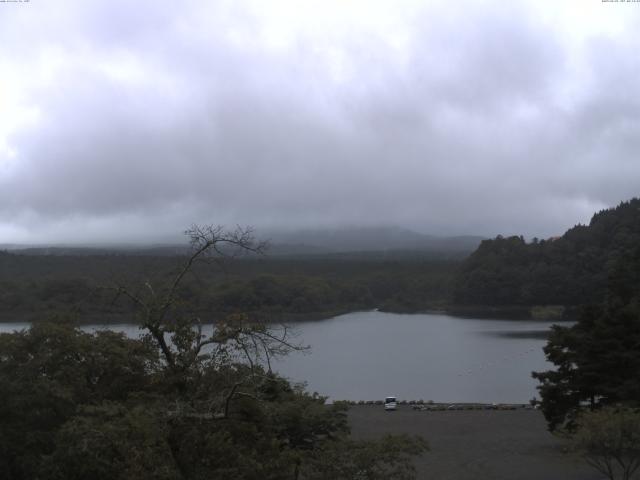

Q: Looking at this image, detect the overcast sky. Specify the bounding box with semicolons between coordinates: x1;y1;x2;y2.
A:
1;0;639;244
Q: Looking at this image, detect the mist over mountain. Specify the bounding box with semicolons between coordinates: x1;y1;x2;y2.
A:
1;227;484;258
265;227;484;255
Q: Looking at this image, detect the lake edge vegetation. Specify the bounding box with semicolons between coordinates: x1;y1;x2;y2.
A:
0;225;428;479
2;200;640;323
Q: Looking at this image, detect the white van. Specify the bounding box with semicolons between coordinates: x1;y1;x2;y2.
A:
384;396;397;411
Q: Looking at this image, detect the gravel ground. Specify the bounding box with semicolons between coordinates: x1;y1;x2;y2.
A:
348;406;602;480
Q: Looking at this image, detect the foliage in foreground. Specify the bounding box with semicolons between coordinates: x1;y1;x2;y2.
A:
0;226;427;479
0;321;426;480
572;408;640;480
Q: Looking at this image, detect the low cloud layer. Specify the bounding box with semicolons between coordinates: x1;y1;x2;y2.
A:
1;0;639;244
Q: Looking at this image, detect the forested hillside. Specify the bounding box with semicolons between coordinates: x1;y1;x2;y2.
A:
0;252;455;322
0;227;428;479
4;199;639;323
453;198;640;309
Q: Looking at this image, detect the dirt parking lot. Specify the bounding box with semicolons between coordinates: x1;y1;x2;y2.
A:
348;406;602;480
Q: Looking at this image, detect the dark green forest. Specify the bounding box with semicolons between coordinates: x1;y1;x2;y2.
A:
0;322;427;480
2;201;640;476
0;226;428;479
0;252;456;323
453;198;640;315
2;199;640;324
532;241;640;431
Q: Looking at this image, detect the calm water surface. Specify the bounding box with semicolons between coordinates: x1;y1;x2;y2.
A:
0;311;564;403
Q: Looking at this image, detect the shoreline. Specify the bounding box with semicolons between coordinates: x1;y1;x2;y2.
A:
335;401;534;410
0;304;578;324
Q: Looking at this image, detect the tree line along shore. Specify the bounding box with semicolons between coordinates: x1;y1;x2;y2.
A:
1;199;640;479
2;199;639;324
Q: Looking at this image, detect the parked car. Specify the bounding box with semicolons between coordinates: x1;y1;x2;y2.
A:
384;396;397;411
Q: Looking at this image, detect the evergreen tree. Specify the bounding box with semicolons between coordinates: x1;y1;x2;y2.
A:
532;246;640;431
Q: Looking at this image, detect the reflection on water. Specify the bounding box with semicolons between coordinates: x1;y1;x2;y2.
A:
483;330;551;340
0;312;564;403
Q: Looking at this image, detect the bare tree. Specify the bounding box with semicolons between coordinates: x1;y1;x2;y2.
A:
108;225;304;402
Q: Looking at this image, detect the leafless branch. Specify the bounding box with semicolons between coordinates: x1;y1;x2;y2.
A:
100;225;308;395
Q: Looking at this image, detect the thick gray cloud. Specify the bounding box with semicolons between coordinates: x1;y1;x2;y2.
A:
1;0;639;243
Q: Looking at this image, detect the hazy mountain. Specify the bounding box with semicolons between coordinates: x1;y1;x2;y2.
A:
2;227;484;257
264;227;484;255
0;245;191;257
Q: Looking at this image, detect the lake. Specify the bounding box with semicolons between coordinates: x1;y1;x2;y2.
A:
0;311;563;404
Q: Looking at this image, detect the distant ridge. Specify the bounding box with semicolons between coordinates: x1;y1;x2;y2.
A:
264;227;484;256
0;245;191;257
2;227;484;258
